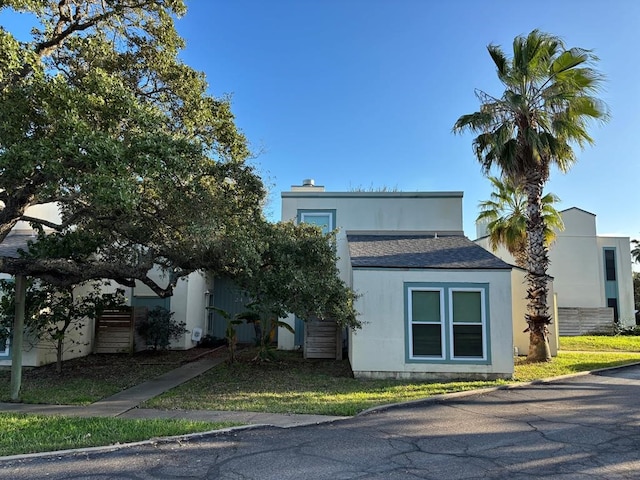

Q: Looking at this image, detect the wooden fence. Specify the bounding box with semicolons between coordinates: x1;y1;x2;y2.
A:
303;318;342;360
558;307;615;336
93;308;135;354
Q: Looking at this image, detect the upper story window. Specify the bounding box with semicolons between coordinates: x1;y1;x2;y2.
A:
298;210;336;235
604;249;617;281
406;283;488;363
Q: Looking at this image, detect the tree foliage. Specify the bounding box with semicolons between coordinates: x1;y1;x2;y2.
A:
231;221;360;330
454;30;607;361
478;176;564;269
631;240;640;265
0;0;264;295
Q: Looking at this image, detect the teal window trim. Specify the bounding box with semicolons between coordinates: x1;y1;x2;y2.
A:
405;282;491;365
406;287;445;360
602;247;620;320
448;288;487;361
297;209;336;234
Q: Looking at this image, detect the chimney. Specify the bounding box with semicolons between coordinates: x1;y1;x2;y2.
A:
291;178;325;192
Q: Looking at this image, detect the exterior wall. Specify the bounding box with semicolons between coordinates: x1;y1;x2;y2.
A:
133;270;208;350
597;236;634;325
14;203;62;231
172;271;207;349
349;268;514;379
279;191;464;350
0;280;118;367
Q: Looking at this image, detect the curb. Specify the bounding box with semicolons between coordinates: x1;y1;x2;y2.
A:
356;360;640;417
2;361;639;462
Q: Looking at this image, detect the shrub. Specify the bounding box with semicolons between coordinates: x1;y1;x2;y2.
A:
136;307;187;350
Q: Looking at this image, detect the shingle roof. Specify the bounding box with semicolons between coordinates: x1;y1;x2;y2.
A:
347;234;512;270
0;233;32;258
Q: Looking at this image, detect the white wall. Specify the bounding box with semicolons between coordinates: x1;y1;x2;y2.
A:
279;191;465;350
13;203;62;231
169;271;208;349
349;268;514;379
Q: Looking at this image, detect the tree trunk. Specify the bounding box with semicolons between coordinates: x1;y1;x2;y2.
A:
56;336;64;374
10;274;27;402
524;172;552;362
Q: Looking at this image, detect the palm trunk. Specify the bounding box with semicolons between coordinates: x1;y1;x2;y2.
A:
524;173;552;362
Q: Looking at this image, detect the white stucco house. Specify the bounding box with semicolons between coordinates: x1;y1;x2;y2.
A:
476;207;635;334
0;203;209;367
280;180;524;379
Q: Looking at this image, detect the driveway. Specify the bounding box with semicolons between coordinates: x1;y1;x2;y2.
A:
2;366;639;479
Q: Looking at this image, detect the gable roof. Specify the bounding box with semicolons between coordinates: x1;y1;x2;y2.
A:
347;234;512;270
0;233;32;258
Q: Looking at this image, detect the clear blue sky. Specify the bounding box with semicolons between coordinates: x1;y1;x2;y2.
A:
3;1;639;240
174;0;639;240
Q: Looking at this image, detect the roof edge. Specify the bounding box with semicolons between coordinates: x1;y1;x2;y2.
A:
281;191;464;199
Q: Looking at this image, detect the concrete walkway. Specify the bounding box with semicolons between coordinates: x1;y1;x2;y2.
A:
0;355;347;427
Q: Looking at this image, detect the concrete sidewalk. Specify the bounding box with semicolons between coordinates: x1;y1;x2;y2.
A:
0;355;347;428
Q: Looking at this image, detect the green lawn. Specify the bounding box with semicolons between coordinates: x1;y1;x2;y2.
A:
4;338;640;457
144;348;640;416
559;335;640;352
0;414;239;457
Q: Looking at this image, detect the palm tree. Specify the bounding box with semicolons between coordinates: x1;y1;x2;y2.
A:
478;176;564;270
631;240;640;264
454;30;607;361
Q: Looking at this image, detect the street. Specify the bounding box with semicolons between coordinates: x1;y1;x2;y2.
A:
2;366;640;479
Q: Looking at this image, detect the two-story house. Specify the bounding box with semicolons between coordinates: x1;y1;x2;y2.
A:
280;180;520;380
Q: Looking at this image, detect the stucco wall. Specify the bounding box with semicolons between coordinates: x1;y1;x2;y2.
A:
279;191;464;351
349;268;514;379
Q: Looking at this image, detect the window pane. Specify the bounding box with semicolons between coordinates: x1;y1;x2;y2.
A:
452;291;481;323
453;325;483;357
605;250;616;281
412;291;440;322
302;214;332;234
412;324;442;356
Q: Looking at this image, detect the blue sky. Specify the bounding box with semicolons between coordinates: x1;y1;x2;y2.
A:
3;1;639;240
174;0;639;240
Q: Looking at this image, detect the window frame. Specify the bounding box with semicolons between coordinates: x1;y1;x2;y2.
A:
449;287;487;361
297;209;336;234
0;330;9;358
407;287;445;360
405;282;490;364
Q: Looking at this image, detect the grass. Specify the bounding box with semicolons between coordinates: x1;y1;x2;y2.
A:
559;335;640;352
2;337;639;457
144;347;640;416
0;414;240;457
0;349;213;405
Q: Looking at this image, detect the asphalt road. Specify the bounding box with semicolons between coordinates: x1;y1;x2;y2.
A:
2;365;640;479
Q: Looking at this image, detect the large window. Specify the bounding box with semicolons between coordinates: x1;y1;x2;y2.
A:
407;283;488;362
298;210;335;234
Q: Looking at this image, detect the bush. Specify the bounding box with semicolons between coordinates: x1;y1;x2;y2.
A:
614;323;640;336
136;307;188;350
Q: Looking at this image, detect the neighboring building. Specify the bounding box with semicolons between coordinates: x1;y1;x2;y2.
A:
280;180;520;380
0;203;208;367
476;207;635;334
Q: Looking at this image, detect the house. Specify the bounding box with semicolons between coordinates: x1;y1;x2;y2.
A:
280;180;523;379
0;203;210;367
476;207;635;335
